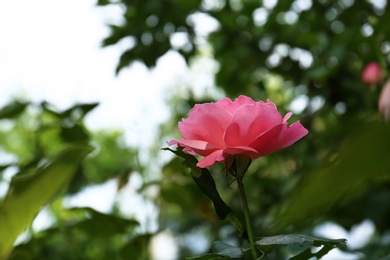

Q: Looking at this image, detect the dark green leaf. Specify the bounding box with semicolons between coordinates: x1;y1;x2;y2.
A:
0;101;28;119
61;103;99;119
186;241;252;259
306;66;330;79
225;213;245;239
162;147;232;220
288;247;314;260
60;123;90;144
119;234;152;260
161;183;196;210
40;101;61;117
97;0;111;5
186;254;221;260
67;207;139;237
212;241;248;258
41;102;99;120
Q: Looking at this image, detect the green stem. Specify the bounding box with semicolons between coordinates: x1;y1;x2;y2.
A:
237;174;258;260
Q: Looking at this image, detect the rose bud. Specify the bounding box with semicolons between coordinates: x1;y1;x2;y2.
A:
361;62;383;85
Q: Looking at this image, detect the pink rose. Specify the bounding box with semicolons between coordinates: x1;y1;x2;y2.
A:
168;95;308;168
379;79;390;121
361;62;383;85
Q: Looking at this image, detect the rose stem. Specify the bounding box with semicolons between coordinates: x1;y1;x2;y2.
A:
236;173;258;259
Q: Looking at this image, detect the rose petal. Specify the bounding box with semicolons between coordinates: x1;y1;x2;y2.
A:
197;150;224;168
223;146;259;158
215;95;255;114
179;103;232;147
265;99;277;110
169;139;218;150
248;124;285;156
277;120;309;149
169;139;219;157
283;112;293;123
224;102;283;146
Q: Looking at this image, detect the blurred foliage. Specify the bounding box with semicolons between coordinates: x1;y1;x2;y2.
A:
0;101;151;259
98;0;390;259
0;146;92;258
187;235;347;259
7;207;141;260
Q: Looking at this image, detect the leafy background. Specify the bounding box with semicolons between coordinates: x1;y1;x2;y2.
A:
1;0;390;259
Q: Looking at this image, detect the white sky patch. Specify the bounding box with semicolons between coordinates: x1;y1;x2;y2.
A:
116;172;159;233
288;95;309;114
314;220;375;259
63;179;118;213
150;231;179;260
189;12;220;37
32;206;55;232
0;0;187;152
314;220;375;249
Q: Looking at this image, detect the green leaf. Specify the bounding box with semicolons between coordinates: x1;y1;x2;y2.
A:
97;0;111;5
186;241;251;260
119;234;152;260
60;103;99;120
60;123;90;144
288;247;314;260
40;102;99;120
225;213;246;239
0;145;93;259
212;241;248;258
7;206;139;259
186;254;220;260
0;101;28;119
161;182;196;210
40;101;61;117
66;207;139;237
255;234;347;256
289;244;340;260
306;65;330;79
187;235;346;260
162;147;232;220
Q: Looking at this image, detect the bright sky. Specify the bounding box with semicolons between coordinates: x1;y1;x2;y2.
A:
0;0;192;150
